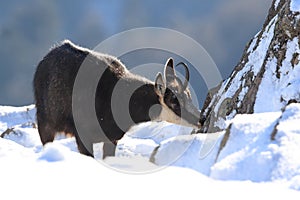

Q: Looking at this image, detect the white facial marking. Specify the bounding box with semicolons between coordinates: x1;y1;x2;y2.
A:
153;100;199;128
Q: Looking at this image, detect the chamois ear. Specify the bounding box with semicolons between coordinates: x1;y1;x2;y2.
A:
164;57;175;83
154;72;166;95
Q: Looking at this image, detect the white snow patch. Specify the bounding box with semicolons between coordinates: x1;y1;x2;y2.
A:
247;37;258;54
0;104;35;129
274;0;281;10
116;135;158;158
214;117;227;130
2;126;41;148
254;57;283;112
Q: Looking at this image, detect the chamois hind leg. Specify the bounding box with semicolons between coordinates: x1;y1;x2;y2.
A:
37;121;56;145
65;123;116;158
72;129;94;157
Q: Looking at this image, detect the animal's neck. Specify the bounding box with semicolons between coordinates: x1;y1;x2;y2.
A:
128;83;161;124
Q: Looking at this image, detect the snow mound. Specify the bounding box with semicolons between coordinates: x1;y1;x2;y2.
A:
125;121;193;143
210;103;300;190
271;104;300;184
116;121;193;158
152;133;223;175
211;112;282;181
38;143;70;162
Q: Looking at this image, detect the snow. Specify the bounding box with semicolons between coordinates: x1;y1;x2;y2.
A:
38;142;69;162
209;104;300;191
211;112;282;181
1;140;298;200
254;56;283;112
255;37;300;112
153;133;223;175
274;0;281;10
271;104;300;183
117;103;300;188
0;104;35;127
0;104;300;199
291;0;300;12
116;121;193;159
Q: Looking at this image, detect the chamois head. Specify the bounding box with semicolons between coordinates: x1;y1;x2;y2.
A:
153;58;202;128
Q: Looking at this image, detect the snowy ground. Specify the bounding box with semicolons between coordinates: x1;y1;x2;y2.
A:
0;104;300;199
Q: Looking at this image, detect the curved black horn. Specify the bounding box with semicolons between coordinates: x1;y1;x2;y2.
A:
176;62;190;90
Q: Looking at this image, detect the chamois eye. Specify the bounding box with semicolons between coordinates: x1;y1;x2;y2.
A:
168;92;177;103
171;94;177;101
164;89;181;110
170;93;180;108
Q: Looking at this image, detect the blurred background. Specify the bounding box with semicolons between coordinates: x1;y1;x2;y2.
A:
0;0;272;106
